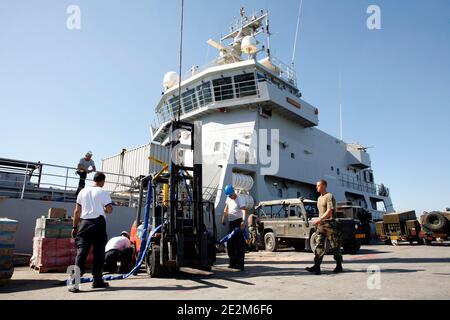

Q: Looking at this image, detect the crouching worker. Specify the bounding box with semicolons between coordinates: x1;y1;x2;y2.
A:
221;185;247;271
104;231;134;274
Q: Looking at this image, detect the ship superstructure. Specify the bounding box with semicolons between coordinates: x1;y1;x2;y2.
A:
150;9;394;236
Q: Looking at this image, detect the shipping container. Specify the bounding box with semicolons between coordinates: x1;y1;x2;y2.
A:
101;143;170;193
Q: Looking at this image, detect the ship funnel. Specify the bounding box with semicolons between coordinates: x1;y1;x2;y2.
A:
163;71;180;90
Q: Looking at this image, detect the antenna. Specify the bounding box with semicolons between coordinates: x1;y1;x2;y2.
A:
339;72;343;141
176;0;185;122
291;0;304;67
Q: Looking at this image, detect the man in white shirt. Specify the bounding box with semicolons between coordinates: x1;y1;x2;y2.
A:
221;184;247;271
71;172;113;291
104;231;134;274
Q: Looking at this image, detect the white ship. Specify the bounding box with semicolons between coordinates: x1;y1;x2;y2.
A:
144;9;394;236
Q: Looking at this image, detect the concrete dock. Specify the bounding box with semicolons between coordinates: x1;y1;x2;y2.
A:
1;243;450;300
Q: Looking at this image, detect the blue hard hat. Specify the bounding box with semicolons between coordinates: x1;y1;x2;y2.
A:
224;184;234;196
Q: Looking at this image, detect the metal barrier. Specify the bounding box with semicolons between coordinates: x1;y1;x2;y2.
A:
0;158;138;206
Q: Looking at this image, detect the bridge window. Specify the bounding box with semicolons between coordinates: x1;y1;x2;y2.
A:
182;88;197;113
234;73;256;98
196;82;212;107
213;77;234;101
168;95;180;118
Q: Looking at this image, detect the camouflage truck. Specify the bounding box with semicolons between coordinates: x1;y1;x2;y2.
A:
376;210;422;245
419;210;450;245
254;198;366;254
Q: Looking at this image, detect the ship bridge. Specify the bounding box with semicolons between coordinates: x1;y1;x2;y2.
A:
152;59;319;143
151;9;319;143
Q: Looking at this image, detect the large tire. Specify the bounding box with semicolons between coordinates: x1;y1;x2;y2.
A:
146;244;164;278
304;234;312;252
423;212;447;232
264;232;278;252
362;224;372;245
343;240;361;254
309;231;331;254
293;242;304;252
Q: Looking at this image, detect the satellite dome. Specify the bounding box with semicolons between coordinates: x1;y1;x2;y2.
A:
163;71;180;90
241;35;257;54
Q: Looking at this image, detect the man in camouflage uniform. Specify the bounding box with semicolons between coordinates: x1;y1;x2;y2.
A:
306;179;343;275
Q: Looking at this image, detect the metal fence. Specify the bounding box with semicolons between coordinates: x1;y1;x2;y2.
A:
0;158;138;207
338;172;389;197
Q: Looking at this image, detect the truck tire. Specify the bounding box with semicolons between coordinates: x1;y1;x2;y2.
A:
304;235;312;252
423;212;447;232
264;232;278;252
293;242;304;252
309;231;331;254
362;224;372;245
343;240;361;254
146;244;164;278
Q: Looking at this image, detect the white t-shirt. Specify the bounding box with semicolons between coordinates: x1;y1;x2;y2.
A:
76;186;112;219
105;236;132;252
225;194;245;221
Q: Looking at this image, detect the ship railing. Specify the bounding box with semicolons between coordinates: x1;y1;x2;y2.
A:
268;56;297;87
0;158;138;207
180;58;222;82
338;173;389;197
155;77;261;129
203;186;220;203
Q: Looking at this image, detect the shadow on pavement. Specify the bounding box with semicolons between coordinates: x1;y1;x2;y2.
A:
0;279;61;294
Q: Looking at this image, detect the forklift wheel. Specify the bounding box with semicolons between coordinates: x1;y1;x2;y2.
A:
146;245;164;278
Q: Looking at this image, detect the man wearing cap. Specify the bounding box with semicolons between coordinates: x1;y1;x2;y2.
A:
104;231;134;274
71;172;112;292
221;184;247;271
76;151;96;196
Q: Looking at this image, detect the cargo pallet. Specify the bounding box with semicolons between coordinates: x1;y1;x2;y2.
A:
30;264;93;273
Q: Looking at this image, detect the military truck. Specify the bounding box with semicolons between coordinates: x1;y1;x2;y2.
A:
254;198;366;254
419;210;450;245
336;202;375;244
376;210;422;245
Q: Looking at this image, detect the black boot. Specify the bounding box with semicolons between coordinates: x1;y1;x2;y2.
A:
306;262;321;275
333;262;343;273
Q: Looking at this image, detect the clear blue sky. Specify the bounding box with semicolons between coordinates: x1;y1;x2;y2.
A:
0;0;449;212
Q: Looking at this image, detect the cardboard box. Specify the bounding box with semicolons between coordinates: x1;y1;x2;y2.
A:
47;208;67;219
34;217;73;238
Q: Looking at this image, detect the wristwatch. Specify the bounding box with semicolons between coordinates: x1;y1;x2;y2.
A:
72;226;78;230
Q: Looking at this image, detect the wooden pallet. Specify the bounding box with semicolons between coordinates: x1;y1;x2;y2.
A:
30;264;94;274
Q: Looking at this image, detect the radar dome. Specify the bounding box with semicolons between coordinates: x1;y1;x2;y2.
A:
241;35;257;54
163;71;180;90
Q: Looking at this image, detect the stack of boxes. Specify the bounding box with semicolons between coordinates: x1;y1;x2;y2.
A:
30;208;93;272
0;218;19;286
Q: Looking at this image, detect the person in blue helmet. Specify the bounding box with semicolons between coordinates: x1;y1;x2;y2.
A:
221;184;247;271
